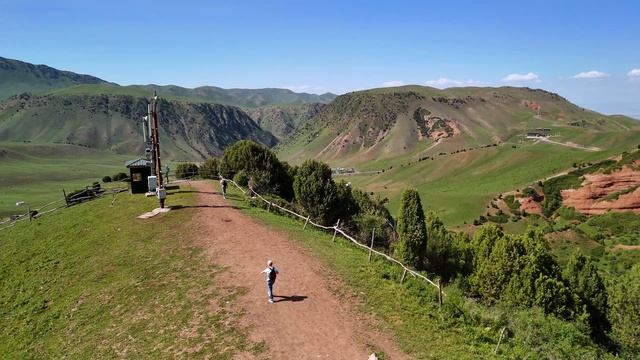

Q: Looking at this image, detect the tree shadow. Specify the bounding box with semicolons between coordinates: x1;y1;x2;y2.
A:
273;294;308;303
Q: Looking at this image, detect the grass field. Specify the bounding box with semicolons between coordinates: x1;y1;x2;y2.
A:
0;185;262;359
225;187;604;359
345;135;640;226
0;142;134;218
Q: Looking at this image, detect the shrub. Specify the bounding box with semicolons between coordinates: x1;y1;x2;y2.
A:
112;172;128;181
395;189;427;270
471;227;572;316
293;160;337;225
102;175;112;183
175;163;199;179
608;263;640;356
233;170;249;186
219;140;293;199
199;158;219;179
563;253;609;340
425;212;473;282
504;195;521;212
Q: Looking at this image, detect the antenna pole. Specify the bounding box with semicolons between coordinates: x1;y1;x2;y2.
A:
150;92;165;208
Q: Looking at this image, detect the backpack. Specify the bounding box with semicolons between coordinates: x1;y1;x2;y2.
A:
268;267;277;283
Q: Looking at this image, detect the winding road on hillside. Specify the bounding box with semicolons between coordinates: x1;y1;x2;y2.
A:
187;181;407;360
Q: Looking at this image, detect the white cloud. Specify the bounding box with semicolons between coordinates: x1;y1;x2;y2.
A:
573;70;607;79
424;78;481;88
382;80;405;87
502;72;540;82
628;69;640;77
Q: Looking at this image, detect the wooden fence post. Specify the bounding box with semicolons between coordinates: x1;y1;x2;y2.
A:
438;279;443;307
267;201;272;212
28;207;32;223
400;268;407;284
494;327;506;354
303;215;310;230
63;189;69;207
332;219;341;243
368;228;375;261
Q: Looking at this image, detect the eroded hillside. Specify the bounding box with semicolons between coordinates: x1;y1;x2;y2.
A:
0;93;277;160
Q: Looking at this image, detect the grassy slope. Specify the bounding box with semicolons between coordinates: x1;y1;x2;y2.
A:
0;142;132;218
278;86;640;225
0;57;108;99
225;187;604;359
0;186;262;359
345;131;639;226
46;84;335;108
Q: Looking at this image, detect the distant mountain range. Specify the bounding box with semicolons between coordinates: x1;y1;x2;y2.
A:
0;57;109;99
0;56;336;106
0;56;335;158
277;85;640;165
1;56;638;166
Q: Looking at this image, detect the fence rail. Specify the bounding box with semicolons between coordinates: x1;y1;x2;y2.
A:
0;187;127;232
223;178;445;300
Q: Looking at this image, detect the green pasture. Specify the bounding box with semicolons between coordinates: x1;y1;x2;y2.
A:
0;142;132;218
0;185;261;359
347;134;640;226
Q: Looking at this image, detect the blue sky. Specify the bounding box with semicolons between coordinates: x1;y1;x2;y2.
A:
2;0;639;117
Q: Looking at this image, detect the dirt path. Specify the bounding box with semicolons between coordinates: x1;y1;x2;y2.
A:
186;181;407;360
534;137;602;151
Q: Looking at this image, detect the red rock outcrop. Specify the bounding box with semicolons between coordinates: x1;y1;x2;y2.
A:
561;167;640;215
522;100;542;113
518;196;543;215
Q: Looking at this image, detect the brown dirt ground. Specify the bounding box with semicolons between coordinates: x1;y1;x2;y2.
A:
186;181;407;360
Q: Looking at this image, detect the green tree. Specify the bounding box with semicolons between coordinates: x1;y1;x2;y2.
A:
425;212;472;282
395;189;427;270
503;230;571;317
199;158;219;179
350;189;395;249
609;263;640;356
293;160;337;225
563;253;609;339
112;172;128;181
470;229;525;302
219;140;293;199
175;163;199;179
471;228;571;316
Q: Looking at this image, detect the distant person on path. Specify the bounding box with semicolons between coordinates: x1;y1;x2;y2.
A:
220;177;227;199
261;260;279;303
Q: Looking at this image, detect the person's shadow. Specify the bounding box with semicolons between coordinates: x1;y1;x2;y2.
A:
273;295;307;303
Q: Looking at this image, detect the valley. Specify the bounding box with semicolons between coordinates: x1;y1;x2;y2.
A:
1;55;640;359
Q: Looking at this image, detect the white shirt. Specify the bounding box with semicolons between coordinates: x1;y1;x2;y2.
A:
261;266;279;282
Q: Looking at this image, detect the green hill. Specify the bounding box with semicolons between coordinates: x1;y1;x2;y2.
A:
1;56;336;107
0;92;277;160
0;56;109;99
277;86;640;225
279;85;639;165
48;84;336;108
244;103;326;140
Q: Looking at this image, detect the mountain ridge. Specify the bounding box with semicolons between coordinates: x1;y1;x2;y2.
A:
278;85;640;166
0;92;277;160
0;56;110;99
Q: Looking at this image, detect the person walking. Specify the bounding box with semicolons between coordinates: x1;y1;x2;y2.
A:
219;177;228;199
261;260;279;303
